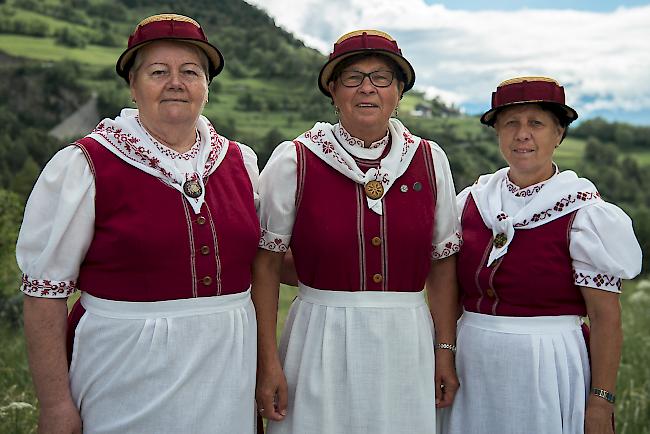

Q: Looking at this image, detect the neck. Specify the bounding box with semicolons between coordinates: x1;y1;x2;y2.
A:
508;164;555;188
340;120;388;148
139;117;197;153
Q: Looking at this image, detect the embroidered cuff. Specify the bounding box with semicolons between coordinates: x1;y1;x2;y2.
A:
21;275;77;298
259;228;290;253
432;231;462;260
573;269;621;293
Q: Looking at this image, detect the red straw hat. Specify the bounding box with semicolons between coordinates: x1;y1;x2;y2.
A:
318;30;415;97
116;13;224;83
480;76;578;126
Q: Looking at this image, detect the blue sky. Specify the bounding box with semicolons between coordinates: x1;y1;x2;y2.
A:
247;0;650;125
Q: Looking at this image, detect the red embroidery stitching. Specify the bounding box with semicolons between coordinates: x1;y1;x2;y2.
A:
21;275;76;297
432;232;462;259
304;129;355;171
514;191;601;228
574;270;621;290
259;229;289;252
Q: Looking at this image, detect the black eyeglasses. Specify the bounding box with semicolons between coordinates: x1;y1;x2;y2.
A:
339;70;395;87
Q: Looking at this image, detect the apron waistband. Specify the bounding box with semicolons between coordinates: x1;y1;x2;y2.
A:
460;310;583;335
297;283;425;308
80;288;251;319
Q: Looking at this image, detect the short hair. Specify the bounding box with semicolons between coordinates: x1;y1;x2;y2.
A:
129;41;210;83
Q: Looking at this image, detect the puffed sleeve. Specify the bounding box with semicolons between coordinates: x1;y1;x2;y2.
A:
16;146;95;298
258;141;297;253
456;186;472;219
428;141;462;260
570;201;642;293
236;143;260;211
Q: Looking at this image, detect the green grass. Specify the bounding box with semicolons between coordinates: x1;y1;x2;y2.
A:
0;35;122;66
554;137;587;169
1;278;649;432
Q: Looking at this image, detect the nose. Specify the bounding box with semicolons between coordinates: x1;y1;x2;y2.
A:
166;71;184;89
358;75;377;93
515;124;532;141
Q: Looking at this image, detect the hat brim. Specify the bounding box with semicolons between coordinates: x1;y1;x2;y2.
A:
480;100;579;126
116;38;224;84
318;49;415;97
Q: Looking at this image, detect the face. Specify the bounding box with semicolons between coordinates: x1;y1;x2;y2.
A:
494;104;565;186
129;40;209;128
328;56;403;136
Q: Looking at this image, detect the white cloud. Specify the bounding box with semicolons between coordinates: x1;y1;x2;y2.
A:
246;0;650;122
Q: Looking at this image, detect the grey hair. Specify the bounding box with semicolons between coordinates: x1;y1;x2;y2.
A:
129;41;210;83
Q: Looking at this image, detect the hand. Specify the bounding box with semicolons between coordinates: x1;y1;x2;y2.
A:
585;396;615;434
434;350;459;408
37;400;82;434
256;358;288;421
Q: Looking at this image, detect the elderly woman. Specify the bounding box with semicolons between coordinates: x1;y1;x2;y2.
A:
441;77;642;434
18;14;260;434
252;30;461;434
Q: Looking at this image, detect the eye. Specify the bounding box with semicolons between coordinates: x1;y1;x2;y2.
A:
151;69;166;76
183;69;199;76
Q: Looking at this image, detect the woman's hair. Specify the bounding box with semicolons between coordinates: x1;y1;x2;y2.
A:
129;41;210;82
494;102;572;142
329;53;407;87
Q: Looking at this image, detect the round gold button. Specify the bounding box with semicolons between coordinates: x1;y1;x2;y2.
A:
197;216;206;225
202;276;212;286
486;288;495;298
364;180;384;200
372;274;383;283
200;246;210;255
371;237;382;247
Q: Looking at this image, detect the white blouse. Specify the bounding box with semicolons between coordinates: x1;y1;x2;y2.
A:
258;124;462;259
457;170;642;292
17;142;259;298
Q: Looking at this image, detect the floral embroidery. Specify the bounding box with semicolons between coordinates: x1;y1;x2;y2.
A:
138;117;201;160
304;129;355;171
432;232;462;259
574;270;621;291
21;275;76;297
496;213;508;221
203;122;227;175
259;229;289;252
92;121;173;178
514;191;601;228
335;124;388;149
401;130;415;160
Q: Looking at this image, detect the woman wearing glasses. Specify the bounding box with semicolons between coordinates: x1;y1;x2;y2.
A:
252;30;461;434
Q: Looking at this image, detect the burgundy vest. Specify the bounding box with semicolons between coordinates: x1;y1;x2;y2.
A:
457;195;586;316
74;137;260;301
290;140;437;292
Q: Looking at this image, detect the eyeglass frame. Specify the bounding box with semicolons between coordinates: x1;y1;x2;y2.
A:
338;69;396;88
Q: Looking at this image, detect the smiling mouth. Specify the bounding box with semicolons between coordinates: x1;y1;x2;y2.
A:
162;99;189;103
513;149;534;153
356;103;378;108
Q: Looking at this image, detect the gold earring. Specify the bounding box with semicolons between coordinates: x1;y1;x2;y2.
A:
393;106;399;117
334;106;340;116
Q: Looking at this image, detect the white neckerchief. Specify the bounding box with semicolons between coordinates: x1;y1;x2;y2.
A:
297;118;421;215
333;123;390;150
470;167;602;266
87;108;229;214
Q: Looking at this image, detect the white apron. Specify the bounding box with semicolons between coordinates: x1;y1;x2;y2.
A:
439;311;590;434
70;290;257;434
267;284;437;434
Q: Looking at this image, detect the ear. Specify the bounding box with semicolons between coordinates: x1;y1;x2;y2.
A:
398;81;405;99
129;71;137;100
328;81;338;103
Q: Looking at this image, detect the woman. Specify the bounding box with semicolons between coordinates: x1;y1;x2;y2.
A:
442;76;642;434
18;14;260;434
253;30;461;434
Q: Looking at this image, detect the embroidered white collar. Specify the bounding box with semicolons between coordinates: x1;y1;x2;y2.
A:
297;118;421;215
470;167;602;266
333;123;389;150
87;108;229;214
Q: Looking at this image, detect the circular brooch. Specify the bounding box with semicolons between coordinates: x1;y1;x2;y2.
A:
364;180;384;199
183;180;203;198
493;233;508;249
